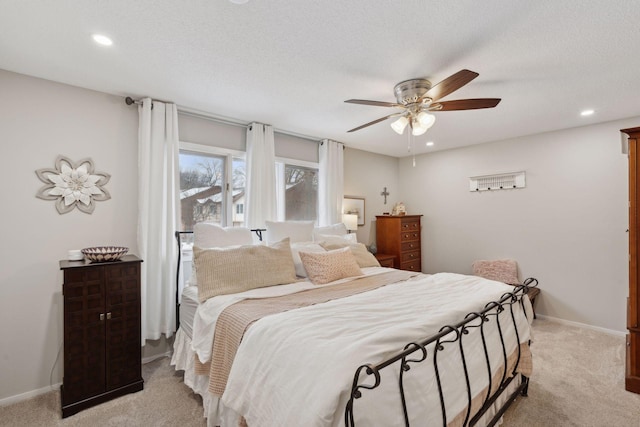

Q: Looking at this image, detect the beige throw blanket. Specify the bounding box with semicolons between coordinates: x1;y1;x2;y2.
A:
195;270;418;396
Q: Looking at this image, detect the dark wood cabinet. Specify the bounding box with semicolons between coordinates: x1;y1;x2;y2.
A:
376;215;422;272
623;127;640;394
60;254;144;417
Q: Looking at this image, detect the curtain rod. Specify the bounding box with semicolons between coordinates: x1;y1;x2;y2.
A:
125;96;323;143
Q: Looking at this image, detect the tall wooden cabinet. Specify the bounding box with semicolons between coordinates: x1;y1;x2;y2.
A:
60;255;144;417
623;127;640;394
376;215;422;272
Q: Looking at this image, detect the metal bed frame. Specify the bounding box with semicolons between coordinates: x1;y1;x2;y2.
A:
345;278;537;427
174;229;535;426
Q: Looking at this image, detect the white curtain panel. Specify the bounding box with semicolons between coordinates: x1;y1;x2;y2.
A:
318;139;344;226
245;123;277;228
137;98;179;343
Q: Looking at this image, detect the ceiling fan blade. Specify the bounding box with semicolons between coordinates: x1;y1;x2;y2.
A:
345;99;403;108
430;98;501;111
347;113;402;133
424;69;479;102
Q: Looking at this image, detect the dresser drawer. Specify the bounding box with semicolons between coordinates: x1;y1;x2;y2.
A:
400;218;420;232
400;259;421;272
401;241;420;252
401;231;420;241
401;250;420;263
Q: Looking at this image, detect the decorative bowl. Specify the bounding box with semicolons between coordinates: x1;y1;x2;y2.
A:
81;246;129;262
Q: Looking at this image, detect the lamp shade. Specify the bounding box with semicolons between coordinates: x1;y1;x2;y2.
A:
416;111;436;129
342;214;358;232
390;116;409;134
411;121;427;136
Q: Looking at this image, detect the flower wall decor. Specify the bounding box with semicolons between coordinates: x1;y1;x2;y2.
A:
36;156;111;214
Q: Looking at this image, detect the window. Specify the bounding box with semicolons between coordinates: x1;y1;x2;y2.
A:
276;161;318;222
180;142;318;229
179;143;245;230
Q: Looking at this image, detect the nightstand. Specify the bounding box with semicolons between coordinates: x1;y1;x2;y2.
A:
375;253;396;269
526;286;540;318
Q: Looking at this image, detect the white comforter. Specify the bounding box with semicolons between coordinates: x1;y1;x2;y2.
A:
214;272;532;427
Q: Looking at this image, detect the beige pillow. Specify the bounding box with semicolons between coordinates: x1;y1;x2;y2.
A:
194;238;297;302
319;242;380;268
189;223;254;286
299;247;363;285
290;241;326;277
472;259;519;285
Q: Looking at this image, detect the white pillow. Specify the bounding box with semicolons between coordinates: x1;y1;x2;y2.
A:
189;223;254;286
265;220;314;245
316;233;358;244
290;242;326;277
194;222;254;248
312;223;348;241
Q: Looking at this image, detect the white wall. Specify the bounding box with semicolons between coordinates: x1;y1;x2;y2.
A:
344;147;399;246
399;118;639;332
0;70;139;402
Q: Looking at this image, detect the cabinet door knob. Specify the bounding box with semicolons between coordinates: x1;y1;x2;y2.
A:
100;313;105;321
106;312;112;320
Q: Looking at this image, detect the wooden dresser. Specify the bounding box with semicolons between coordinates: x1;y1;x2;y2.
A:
623;127;640;394
60;255;144;417
375;215;422;272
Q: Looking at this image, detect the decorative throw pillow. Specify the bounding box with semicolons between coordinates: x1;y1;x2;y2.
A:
290;242;326;277
472;259;519;285
299;247;363;285
189;223;254;286
312;223;348;241
195;238;297;302
265;220;315;245
319;242;380;268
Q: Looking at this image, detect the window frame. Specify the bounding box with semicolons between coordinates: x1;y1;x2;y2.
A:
178;142;319;227
180;141;246;229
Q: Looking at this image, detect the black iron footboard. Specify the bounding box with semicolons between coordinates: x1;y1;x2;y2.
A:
345;278;538;427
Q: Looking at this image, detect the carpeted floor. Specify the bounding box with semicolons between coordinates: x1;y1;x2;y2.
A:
1;317;639;426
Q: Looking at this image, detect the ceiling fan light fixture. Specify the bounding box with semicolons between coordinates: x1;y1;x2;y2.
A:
416;111;436;129
391;116;409;134
411;120;428;136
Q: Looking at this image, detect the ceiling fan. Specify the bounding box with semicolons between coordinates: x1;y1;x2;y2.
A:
345;69;500;135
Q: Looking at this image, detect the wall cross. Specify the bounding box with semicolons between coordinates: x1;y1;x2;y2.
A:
381;187;390;204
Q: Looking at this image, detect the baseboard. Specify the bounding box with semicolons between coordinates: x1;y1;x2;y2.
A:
536;314;626;337
141;350;173;364
2;352;169;407
0;383;61;408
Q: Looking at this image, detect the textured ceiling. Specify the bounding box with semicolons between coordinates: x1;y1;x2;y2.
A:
1;0;640;157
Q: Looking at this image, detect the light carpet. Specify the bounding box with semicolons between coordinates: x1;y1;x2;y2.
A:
1;317;639;426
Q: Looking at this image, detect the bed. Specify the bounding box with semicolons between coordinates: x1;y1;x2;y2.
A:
171;222;535;427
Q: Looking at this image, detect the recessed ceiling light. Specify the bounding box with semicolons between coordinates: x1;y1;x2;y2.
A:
426;141;435;147
92;34;113;46
580;109;595;116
